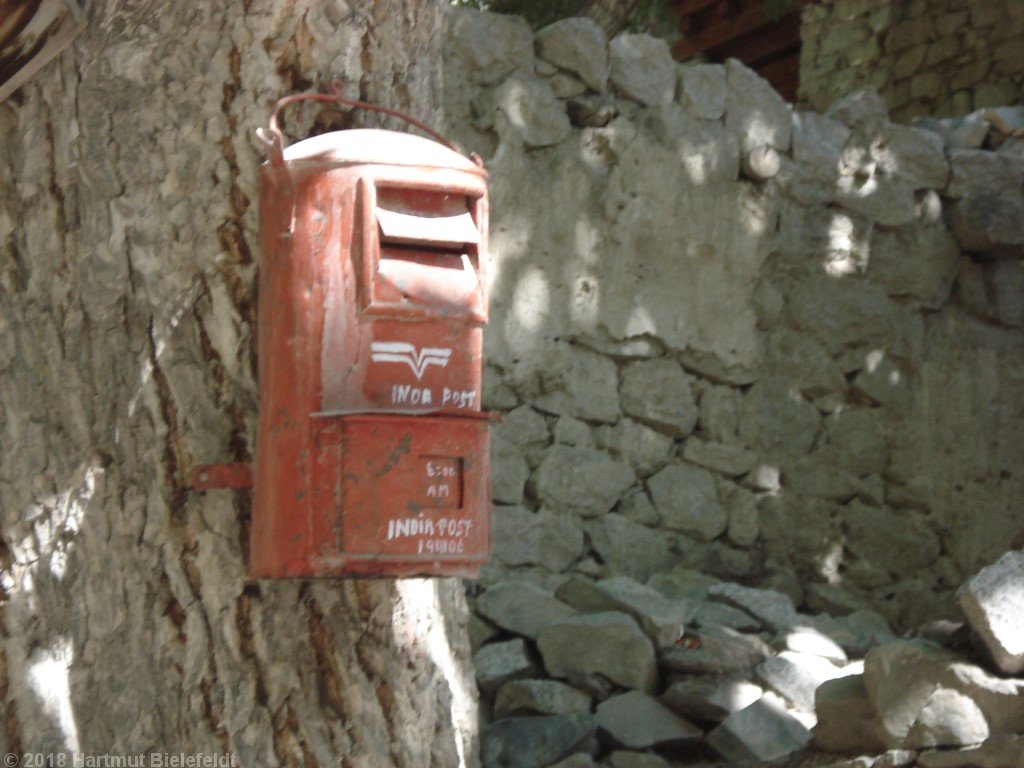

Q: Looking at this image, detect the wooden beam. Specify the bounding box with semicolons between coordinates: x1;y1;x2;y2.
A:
708;12;801;67
672;0;725;18
672;1;774;60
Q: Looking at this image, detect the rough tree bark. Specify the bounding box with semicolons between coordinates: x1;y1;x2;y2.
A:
0;2;479;766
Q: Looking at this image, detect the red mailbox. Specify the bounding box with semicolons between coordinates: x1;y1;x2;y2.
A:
211;92;491;579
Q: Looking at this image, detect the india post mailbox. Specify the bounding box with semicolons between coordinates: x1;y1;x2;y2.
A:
250;116;492;579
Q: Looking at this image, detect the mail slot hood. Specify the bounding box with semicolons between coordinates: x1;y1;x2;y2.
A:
283;128;483;173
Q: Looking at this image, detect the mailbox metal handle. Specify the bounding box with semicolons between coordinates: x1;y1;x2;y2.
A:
256;80;474;168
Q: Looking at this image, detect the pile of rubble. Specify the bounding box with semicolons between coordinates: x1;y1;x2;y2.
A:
472;551;1024;768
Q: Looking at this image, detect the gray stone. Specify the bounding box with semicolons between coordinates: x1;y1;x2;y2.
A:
596;691;703;749
492;432;531;504
814;674;888;754
534;445;635;518
827;87;889;127
493;506;585;571
645;103;741;183
660;625;773;676
606;752;669;768
537;612;658;694
691;600;761;632
535;18;609;93
742;146;781;181
496;405;551;459
706;692;813;762
915;113;989;149
815;408;890;476
475;638;541;694
511;342;620;424
647;567;720;602
723;483;760;548
884;124;949;190
583;514;676;582
698;384;741;444
946;150;1024;200
446;8;534;85
917;735;1024;768
948;185;1024;258
616;489;659;526
863;640;1024;747
905;688;989;749
678;63;726;120
548;72;587;99
493;678;592;719
647;463;727;541
494;76;572;148
783;460;863;502
834;170;917;226
620;358;698;437
792;111;850;184
844;502;941;576
682;438;758;477
957;257;1024;327
707;582;799;632
661;677;763;723
609;34;675;107
756;650;849;712
869;224;960;309
553;415;593;447
738;379;821;457
849;355;909;408
476;582;578;640
775;628;848;664
958;551;1024;675
594;418;674;477
591;577;687;648
549;756;596;768
765;329;848;399
482;713;596;768
726;58;792;153
470;613;502;653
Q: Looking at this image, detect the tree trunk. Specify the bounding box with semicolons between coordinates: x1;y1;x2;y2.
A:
0;2;479;766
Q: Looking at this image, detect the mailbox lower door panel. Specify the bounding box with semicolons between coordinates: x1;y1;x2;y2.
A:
311;413;491;577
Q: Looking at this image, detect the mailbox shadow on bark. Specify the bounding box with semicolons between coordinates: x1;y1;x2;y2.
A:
193;93;492;579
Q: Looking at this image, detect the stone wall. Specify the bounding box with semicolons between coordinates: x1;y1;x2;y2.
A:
799;0;1024;122
442;8;1024;631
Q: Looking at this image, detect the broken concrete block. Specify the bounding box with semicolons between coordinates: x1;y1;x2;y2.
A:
660;624;772;676
482;713;596;768
476;582;578;640
537;611;658;694
706;582;799;632
475;638;541;694
556;576;686;648
756;650;850;712
814;674;888;755
596;690;703;749
905;687;990;749
916;734;1024;767
661;677;763;723
958;550;1024;675
706;692;812;762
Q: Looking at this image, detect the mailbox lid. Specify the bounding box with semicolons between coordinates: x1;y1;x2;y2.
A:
310;413;491;575
282;128;482;173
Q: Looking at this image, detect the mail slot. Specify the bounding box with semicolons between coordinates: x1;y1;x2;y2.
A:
250;95;492;579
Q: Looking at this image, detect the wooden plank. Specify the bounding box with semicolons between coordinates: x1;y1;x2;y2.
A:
672;1;772;60
672;0;726;19
708;12;801;67
756;52;800;101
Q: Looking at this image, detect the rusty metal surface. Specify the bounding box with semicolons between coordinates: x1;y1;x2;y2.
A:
250;124;491;579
